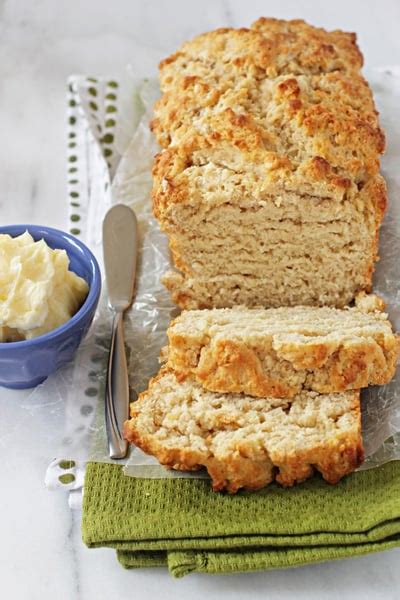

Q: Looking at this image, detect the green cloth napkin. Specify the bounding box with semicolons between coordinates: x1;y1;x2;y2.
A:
82;461;400;577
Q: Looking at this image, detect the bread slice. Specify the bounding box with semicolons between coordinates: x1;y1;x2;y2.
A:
165;303;399;398
152;19;386;310
123;369;363;493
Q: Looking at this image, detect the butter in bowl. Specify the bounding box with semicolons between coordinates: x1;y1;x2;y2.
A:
0;225;101;389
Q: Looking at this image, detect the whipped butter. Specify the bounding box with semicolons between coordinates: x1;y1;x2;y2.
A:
0;232;89;342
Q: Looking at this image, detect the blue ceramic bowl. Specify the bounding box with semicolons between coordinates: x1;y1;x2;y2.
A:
0;225;101;389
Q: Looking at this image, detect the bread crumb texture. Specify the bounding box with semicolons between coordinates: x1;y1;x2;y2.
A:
165;304;399;398
124;369;363;493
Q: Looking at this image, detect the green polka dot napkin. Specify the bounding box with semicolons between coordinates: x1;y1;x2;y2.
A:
82;460;400;577
66;75;120;240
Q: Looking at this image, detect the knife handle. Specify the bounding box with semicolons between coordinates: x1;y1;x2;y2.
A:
105;310;129;459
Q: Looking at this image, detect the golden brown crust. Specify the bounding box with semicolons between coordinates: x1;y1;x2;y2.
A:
152;19;383;204
251;18;363;72
152;70;384;221
153;68;383;160
361;175;388;281
159;20;363;94
151;18;387;310
166;306;400;398
172;335;399;396
355;291;386;313
123;369;364;493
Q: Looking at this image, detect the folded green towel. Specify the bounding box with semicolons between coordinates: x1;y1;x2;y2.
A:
82;461;400;577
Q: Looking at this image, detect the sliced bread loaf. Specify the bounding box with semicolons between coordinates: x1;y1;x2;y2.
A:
123;369;363;493
152;19;386;310
165;304;399;398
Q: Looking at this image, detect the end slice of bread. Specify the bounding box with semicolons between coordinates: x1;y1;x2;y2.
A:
123;369;364;493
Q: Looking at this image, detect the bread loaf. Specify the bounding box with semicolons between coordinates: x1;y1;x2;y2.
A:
165;304;399;398
151;18;386;309
123;369;363;493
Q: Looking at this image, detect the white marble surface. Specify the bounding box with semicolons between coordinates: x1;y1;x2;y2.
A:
1;0;400;598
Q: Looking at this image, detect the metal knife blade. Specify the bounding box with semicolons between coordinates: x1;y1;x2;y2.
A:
103;204;138;312
103;204;138;459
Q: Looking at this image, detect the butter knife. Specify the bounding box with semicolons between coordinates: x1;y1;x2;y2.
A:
103;204;138;459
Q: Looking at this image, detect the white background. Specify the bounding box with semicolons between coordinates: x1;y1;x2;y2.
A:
1;1;400;598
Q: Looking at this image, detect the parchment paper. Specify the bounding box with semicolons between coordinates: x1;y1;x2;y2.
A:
34;67;400;481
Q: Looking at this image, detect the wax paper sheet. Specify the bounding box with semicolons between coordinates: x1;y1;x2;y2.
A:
37;67;400;487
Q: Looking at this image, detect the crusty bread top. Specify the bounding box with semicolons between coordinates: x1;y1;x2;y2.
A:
159;19;363;92
153;71;381;151
152;18;385;220
251;18;362;72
